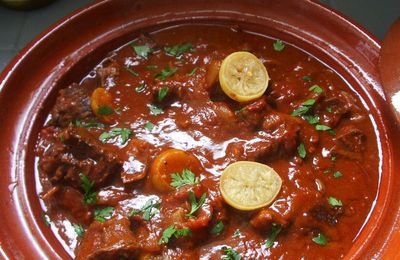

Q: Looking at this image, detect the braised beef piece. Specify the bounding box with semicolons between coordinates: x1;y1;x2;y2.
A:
250;208;288;231
75;217;138;260
310;205;344;225
39;126;122;189
49;83;94;127
96;59;120;87
121;139;153;184
336;125;365;152
237;98;268;129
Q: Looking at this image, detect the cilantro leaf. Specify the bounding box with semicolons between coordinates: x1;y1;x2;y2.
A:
232;229;242;238
99;128;132;145
158;87;169;102
312;233;328;246
309;84;323;94
135;82;146;93
297;142;306;159
328;196;343;207
132;45;152;59
303;115;319;125
302;99;316;106
94;206;114;222
221;246;241;260
186;192;207;218
302;75;313;82
273;39;285;52
265;223;282;248
187;67;198;76
333;171;343;178
170;169;200;188
75;120;105;129
125;67;139;77
291;99;316;116
128;199;160;220
210;221;224;235
73;223;85;237
148;104;164;115
97;105;114;115
315;124;331;131
155;66;177;80
164;43;193;57
42;213;50;227
80;173;97;205
326;106;333;113
158;225;192;245
145;65;158;70
144;122;155;131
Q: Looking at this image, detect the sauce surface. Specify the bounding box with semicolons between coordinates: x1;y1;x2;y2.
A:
35;25;379;259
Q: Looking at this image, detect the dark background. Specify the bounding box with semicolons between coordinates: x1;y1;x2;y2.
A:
0;0;398;71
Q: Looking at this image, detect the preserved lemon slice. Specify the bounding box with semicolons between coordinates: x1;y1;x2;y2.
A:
219;161;282;211
219;51;269;102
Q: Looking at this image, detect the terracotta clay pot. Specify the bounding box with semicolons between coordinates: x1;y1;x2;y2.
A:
0;0;399;259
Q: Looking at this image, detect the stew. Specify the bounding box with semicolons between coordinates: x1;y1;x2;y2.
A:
35;24;379;259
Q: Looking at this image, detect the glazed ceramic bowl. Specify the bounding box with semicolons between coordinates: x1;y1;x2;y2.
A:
0;0;399;259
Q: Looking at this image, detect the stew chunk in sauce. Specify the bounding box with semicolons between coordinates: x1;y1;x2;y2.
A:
35;25;379;259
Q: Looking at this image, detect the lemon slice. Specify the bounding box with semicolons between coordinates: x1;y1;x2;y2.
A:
219;161;282;211
219;51;270;102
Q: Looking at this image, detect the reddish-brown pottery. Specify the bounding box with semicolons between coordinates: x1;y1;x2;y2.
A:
0;0;399;259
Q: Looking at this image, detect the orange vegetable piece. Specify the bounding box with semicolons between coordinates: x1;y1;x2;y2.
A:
90;87;114;121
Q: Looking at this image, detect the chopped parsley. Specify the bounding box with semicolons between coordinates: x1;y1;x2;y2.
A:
302;99;316;106
315;124;331;131
155;66;177;80
221;246;241;260
135;82;146;93
97;105;114;115
170;169;200;188
297;142;307;159
210;221;224;235
326;106;333;113
148;104;164;115
309;85;323;94
164;43;193;57
303;115;319;125
75;120;105;129
273;39;285;52
324;169;332;174
99;127;132;145
145;65;158;70
186;191;207;218
128;199;160;221
302;75;313;82
80;173;97;205
132;44;152;59
144;122;155;131
331;156;337;161
312;233;328;246
42;213;50;227
94;206;114;222
328;196;343;207
187;67;198;76
333;171;343;178
158;225;192;245
73;224;85;237
158;87;169;102
291;99;316;116
265;223;282;248
125;67;139;77
235;107;246;114
328;129;336;136
232;229;242;238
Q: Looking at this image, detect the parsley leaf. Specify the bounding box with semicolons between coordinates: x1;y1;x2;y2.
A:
155;66;177;80
99;127;132;145
233;229;242;238
94;206;114;222
221;246;241;260
164;43;193;57
73;223;85;237
302;75;313;82
235;107;246;114
297;142;307;159
302;99;316;106
291;99;316;116
265;223;282;248
125;67;139;77
273;39;285;52
158;225;192;245
148;104;164;115
303;115;319;125
132;45;152;59
312;233;328;246
315;124;331;131
187;67;198;76
144;122;155;131
170;169;200;188
309;84;323;94
80;173;97;205
42;213;50;227
326;106;333;113
145;65;158;70
97;105;114;115
333;171;343;178
210;221;224;235
158;87;169;102
186;192;207;218
75;120;105;129
328;196;343;207
135;82;146;93
128;199;160;220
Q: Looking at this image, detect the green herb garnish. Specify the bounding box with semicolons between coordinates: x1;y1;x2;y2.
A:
73;224;85;237
75;120;105;129
309;85;323;94
186;191;207;218
132;45;152;59
312;233;328;246
291;99;316;117
94;206;114;222
148;104;164;115
42;213;50;227
155;66;177;80
158;87;169;102
97;105;114;115
221;246;241;260
273;39;285;52
328;196;343;207
158;225;192;245
135;82;146;93
315;124;331;131
128;199;160;220
165;43;193;57
80;173;97;205
187;67;198;76
302;75;313;82
331;156;337;161
326;106;333;113
144;122;155;131
265;223;282;248
235;107;246;114
210;221;224;235
333;171;343;178
125;67;139;77
99;127;132;145
170;169;200;188
297;142;307;159
303;115;319;125
233;229;242;238
145;65;158;70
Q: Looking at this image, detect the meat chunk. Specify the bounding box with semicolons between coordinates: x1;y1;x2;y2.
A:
49;83;94;127
96;59;120;87
310;204;344;225
336;125;365;152
250;208;288;231
121;139;153;184
237;98;268;129
39;126;122;189
75;217;138;260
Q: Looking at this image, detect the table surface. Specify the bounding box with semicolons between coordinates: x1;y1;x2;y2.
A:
0;0;398;72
